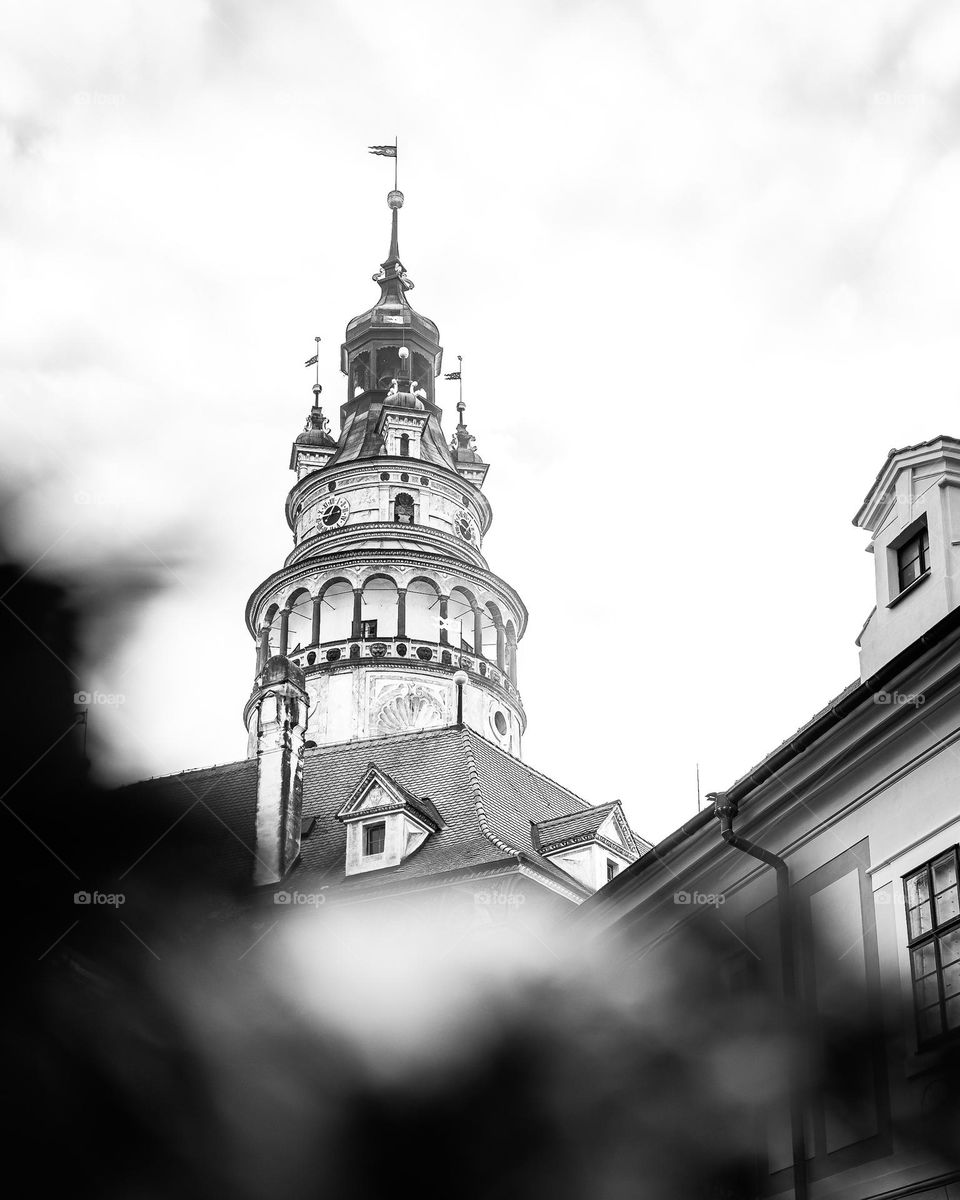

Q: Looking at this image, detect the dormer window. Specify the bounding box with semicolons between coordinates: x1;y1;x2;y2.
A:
606;859;619;882
337;764;444;876
399;433;410;457
364;821;386;856
897;522;930;593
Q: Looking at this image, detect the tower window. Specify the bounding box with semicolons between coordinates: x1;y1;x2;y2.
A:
399;434;410;458
897;523;930;592
364;822;386;856
359;620;377;639
904;847;960;1046
607;859;620;882
394;492;415;524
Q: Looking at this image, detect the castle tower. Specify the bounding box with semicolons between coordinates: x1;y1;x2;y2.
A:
243;187;526;757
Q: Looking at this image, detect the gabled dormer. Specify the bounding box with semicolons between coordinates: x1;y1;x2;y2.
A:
336;764;445;876
532;801;646;893
854;436;960;679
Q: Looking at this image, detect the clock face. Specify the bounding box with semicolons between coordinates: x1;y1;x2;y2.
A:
316;495;350;531
455;511;477;543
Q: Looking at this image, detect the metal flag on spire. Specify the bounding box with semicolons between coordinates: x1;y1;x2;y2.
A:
369;138;398;189
304;336;321;386
444;355;464;410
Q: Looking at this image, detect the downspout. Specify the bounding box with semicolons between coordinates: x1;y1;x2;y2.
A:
709;791;809;1200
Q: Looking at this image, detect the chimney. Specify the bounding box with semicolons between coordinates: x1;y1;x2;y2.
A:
248;655;309;886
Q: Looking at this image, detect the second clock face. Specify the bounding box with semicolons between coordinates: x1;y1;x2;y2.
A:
455;511;477;543
317;495;350;531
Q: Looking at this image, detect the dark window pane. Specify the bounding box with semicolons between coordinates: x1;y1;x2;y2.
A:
908;902;933;940
939;927;960;967
912;942;937;979
947;995;960;1031
364;823;386;855
607;860;619;881
933;854;959;924
916;971;941;1007
933;853;957;890
906;870;931;907
937;889;960;926
943;961;960;999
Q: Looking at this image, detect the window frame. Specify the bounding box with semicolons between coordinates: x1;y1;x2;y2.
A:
903;845;960;1049
895;520;930;595
363;821;386;857
606;858;619;882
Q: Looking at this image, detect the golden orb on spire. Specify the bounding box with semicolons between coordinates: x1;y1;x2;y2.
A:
387;189;404;209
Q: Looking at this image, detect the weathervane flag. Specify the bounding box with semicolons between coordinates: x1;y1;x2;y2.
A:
304;353;319;367
368;144;396;157
443;371;461;380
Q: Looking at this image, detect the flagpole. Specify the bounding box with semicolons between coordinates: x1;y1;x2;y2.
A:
394;136;398;190
315;336;321;388
458;355;463;410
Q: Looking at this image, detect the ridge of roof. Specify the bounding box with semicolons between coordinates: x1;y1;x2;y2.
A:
459;726;521;858
119;756;253;787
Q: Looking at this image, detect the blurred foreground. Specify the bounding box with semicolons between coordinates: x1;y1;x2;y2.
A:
2;540;959;1200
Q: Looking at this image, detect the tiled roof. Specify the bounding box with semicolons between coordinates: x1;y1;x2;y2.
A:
113;758;259;885
114;727;605;899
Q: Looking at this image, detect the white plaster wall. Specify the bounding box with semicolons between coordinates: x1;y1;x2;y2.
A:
860;471;960;678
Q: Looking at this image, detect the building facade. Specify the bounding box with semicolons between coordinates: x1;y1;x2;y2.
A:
580;436;960;1200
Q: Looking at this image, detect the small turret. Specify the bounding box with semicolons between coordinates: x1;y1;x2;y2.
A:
289;383;338;478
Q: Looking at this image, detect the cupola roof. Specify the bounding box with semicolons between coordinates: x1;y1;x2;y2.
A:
344;190;440;349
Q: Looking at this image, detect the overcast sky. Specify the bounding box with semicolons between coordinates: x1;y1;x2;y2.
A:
3;0;960;842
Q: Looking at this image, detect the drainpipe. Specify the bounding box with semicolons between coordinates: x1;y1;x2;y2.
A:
709;791;809;1200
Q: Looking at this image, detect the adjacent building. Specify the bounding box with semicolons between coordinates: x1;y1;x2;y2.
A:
580;436;960;1200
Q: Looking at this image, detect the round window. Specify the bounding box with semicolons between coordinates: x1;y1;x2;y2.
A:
493;711;508;737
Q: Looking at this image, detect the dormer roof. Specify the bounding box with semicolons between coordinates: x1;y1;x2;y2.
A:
853;435;960;530
336;763;445;832
532;801;645;860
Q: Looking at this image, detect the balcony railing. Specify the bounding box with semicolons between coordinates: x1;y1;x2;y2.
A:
285;637;520;703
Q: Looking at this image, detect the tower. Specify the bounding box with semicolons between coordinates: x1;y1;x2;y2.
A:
243;187;526;757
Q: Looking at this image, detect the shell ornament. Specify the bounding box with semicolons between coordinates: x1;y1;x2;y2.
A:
372;683;444;735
